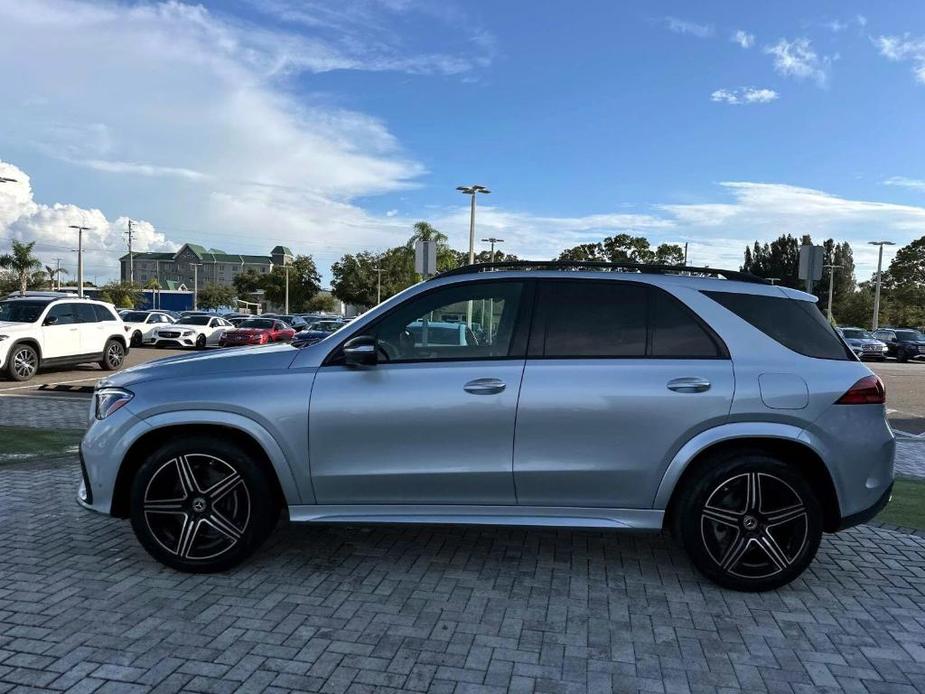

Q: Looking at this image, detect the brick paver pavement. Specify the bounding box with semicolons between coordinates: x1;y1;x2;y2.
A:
1;457;925;693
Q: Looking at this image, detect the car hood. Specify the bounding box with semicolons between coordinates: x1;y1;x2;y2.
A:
226;328;268;335
845;338;885;346
0;321;37;333
102;342;299;388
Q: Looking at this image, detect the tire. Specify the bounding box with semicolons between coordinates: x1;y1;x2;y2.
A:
196;334;207;350
5;343;39;381
897;348;908;363
131;331;142;348
99;339;126;371
129;436;278;572
672;451;822;592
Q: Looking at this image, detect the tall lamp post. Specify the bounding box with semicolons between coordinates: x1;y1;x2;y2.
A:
481;238;504;344
823;264;842;322
457;185;490;264
481;237;504;264
191;263;202;310
284;264;290;314
68;225;93;297
373;266;384;305
869;241;895;331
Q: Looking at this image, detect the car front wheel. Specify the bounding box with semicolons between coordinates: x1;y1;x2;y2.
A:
6;343;39;381
129;437;278;572
673;452;822;592
100;339;126;371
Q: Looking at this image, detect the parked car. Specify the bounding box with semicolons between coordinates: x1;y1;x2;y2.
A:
79;262;893;592
120;310;177;347
219;318;295;347
149;315;233;349
872;328;925;362
0;293;128;381
836;327;887;360
291;319;345;346
406;320;477;347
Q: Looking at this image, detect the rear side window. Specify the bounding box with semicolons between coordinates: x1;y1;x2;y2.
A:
650;290;724;358
540;281;647;357
75;304;99;323
704;291;851;360
93;304;118;321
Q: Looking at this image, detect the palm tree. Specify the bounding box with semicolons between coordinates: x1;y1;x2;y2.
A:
406;221;448;249
0;241;42;295
44;264;68;290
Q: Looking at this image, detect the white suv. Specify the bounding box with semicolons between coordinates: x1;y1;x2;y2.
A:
0;292;130;381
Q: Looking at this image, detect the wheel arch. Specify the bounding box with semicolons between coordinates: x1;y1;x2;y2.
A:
109;419;298;518
8;337;43;361
657;427;841;533
106;333;129;349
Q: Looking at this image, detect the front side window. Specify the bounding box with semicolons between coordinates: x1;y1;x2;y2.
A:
46;303;78;325
365;281;524;362
704;291;851;360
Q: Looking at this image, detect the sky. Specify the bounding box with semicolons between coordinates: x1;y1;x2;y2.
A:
2;0;925;286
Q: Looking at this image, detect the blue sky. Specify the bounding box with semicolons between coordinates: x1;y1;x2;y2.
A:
2;0;925;284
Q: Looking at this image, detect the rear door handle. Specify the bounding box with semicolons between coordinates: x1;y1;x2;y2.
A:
667;377;711;393
464;378;506;395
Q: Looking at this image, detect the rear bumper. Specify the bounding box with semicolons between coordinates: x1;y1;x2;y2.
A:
837;482;893;531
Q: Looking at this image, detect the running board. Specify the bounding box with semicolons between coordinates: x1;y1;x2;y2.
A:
287;505;664;530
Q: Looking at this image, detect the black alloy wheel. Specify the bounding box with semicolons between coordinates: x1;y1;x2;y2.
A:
674;452;822;591
100;339;125;371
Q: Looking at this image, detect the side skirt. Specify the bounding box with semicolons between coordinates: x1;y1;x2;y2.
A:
287;504;664;530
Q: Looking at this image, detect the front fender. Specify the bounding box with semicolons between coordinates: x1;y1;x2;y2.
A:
652;422;825;509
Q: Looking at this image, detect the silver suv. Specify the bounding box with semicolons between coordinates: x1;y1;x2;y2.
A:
78;262;895;591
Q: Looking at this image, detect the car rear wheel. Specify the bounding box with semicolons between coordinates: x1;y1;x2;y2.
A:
129;436;278;572
673;451;822;592
6;343;38;381
897;348;908;363
131;331;142;347
99;339;125;371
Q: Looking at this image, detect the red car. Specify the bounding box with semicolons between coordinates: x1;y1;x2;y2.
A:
219;318;295;347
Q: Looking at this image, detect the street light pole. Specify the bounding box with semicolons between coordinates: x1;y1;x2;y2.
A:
284;265;290;314
126;220;135;284
68;225;93;297
191;263;202;310
869;241;895;331
457;185;490;264
823;264;842;322
373;266;383;305
481;237;504;263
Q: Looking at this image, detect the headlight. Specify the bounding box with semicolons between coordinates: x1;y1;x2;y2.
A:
95;387;133;420
0;334;9;342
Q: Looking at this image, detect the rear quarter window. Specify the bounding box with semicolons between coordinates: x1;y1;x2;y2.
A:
703;291;852;361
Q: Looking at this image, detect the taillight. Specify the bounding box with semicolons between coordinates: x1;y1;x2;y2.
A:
835;375;885;405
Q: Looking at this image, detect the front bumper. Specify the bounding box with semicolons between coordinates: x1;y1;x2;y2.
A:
152;337;196;348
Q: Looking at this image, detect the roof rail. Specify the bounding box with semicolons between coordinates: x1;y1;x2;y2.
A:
433;260;770;284
3;290;83;299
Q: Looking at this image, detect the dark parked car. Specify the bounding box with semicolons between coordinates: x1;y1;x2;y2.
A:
872;328;925;362
292;320;344;347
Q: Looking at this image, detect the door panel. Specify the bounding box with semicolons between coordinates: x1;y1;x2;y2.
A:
309;361;525;504
41;304;82;358
75;303;105;354
513;359;734;507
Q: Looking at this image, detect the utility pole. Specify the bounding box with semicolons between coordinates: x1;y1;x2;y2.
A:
373;266;384;305
683;242;689;266
53;258;63;290
457;185;490;264
68;225;92;297
481;237;504;263
823;264;842;322
126;220;135;285
869;240;895;331
191;263;202;310
284;264;290;314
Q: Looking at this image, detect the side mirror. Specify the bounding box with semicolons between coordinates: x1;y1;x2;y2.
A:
43;315;58;326
343;335;378;367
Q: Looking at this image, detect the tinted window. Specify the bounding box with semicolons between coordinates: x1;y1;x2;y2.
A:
75;304;99;323
650;289;723;358
123;311;148;322
541;281;646;357
93;304;118;321
0;300;50;323
241;319;273;329
704;291;851;360
368;281;524;362
180;316;210;326
896;330;924;341
46;303;78;325
842;329;872;340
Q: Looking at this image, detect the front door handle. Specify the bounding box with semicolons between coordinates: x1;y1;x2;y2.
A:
667;377;711;393
464;378;506;395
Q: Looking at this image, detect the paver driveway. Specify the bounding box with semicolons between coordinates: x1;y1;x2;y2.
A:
2;457;925;693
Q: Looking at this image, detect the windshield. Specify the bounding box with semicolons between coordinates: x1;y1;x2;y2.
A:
842;329;873;340
240;319;273;329
310;321;342;332
896;330;925;341
123;311;149;322
0;300;49;323
179;316;211;326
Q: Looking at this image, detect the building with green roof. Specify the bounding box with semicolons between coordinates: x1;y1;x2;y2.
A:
120;244;293;289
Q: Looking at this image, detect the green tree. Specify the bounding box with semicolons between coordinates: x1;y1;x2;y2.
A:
406;221;459;272
44;264;68;290
261;255;322;310
331;246;419;308
888;236;925;288
197;283;236;311
98;281;142;308
741;234;801;287
306;292;338;312
558;234;684;264
0;240;42;295
233;269;263;296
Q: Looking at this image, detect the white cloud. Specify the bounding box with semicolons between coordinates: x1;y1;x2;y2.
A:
884;176;925;192
731;30;755;49
711;87;779;105
0;160;177;281
385;209;399;217
665;17;714;39
765;37;830;86
874;34;925;84
857;15;868;28
824;19;849;33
